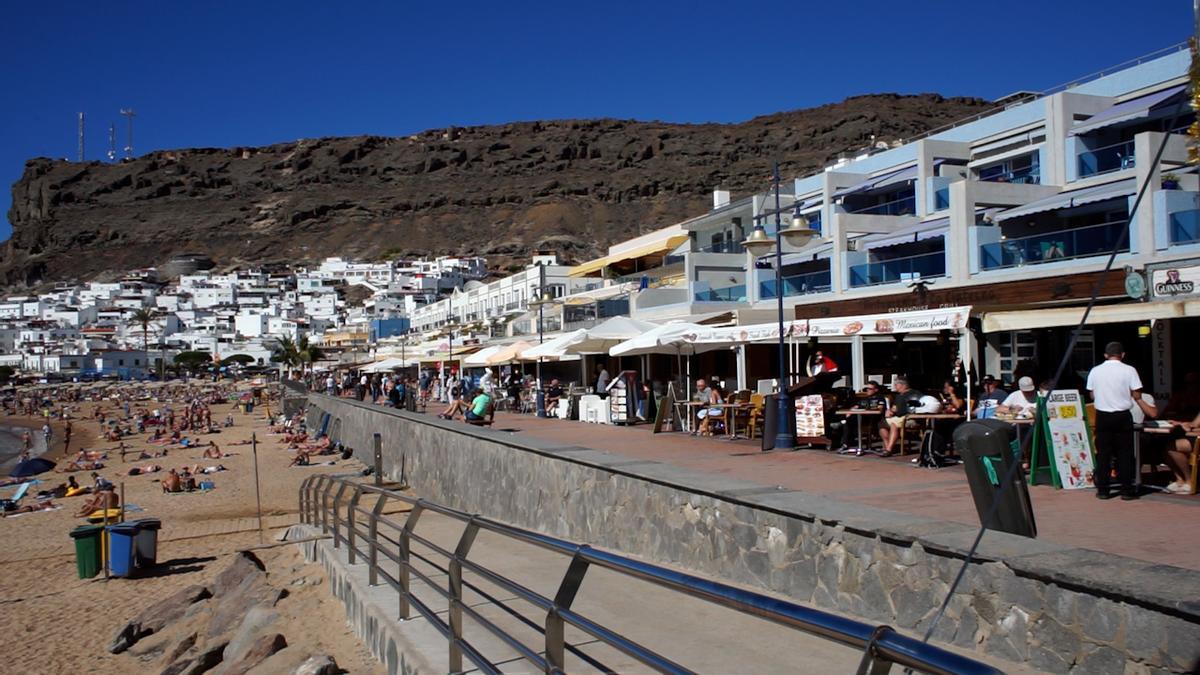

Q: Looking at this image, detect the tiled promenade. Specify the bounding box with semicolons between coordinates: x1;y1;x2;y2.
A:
488;412;1200;571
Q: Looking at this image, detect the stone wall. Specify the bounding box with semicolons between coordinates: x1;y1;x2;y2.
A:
305;394;1200;674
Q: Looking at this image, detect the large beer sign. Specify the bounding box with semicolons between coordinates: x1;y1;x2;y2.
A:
1150;260;1200;299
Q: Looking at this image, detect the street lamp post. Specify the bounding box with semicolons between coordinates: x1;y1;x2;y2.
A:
528;262;557;418
741;161;819;451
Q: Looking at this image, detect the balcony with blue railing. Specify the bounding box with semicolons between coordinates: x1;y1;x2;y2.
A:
1170;210;1200;245
847;194;917;217
694;284;747;302
1078;139;1135;178
979;220;1128;271
979;165;1041;185
848;251;945;288
759;270;832;299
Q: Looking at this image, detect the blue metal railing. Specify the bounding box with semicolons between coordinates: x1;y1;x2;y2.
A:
694;284;747;302
1077;139;1135;178
849;251;945;287
301;472;1003;675
760;270;832;298
848;194;917;216
980;220;1129;270
1170;210;1200;245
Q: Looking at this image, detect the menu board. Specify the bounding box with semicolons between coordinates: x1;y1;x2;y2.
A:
794;394;826;438
1044;390;1096;490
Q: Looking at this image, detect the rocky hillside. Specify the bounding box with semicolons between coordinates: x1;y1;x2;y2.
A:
3;93;991;287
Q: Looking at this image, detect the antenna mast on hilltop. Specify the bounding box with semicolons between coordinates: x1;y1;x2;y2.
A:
107;123;117;161
77;112;85;162
120;108;136;158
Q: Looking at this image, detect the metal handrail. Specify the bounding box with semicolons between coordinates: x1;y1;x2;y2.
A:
299;475;1002;675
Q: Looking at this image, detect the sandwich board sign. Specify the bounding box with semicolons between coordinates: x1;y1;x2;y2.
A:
1029;390;1096;490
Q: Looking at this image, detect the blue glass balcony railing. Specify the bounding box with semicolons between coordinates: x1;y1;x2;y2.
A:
980;166;1041;184
760;270;832;299
696;242;744;254
695;285;747;302
934;187;950;211
848;251;945;287
979;220;1129;270
1170;210;1200;245
1077;140;1135;178
848;194;917;216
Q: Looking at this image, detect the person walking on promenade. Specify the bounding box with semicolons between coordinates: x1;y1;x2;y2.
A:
1086;341;1144;501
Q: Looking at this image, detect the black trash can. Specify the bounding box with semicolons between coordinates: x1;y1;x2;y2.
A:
953;419;1037;538
405;389;417;412
760;393;797;451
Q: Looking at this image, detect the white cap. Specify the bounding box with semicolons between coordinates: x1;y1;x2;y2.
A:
1018;376;1035;392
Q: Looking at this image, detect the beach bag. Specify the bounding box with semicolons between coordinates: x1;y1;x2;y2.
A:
918;428;952;468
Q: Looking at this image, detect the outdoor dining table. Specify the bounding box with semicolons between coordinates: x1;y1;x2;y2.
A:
836;408;883;455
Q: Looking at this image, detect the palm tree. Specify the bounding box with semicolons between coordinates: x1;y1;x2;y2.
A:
270;335;301;375
127;308;157;352
296;336;325;374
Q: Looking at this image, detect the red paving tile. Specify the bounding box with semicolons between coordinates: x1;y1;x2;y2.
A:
490;412;1200;571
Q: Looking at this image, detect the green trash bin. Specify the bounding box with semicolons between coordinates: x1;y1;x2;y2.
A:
69;524;105;579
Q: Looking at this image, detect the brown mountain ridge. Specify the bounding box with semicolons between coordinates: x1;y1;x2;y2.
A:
3;93;991;287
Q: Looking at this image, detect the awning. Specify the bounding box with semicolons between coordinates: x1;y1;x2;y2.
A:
859;217;949;250
981;300;1194;333
568;234;691;277
463;345;504;366
831;161;942;200
994;179;1135;222
559;316;659;354
1069;84;1187;136
833;165;918;199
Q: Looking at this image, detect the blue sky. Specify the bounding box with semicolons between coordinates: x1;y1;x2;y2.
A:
0;1;1187;240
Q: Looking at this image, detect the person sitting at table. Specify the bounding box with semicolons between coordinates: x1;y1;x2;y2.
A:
973;375;1008;419
544;379;564;416
692;378;723;436
997;377;1038;418
841;382;886;448
1136;392;1198;494
879;378;940;456
939;380;967;415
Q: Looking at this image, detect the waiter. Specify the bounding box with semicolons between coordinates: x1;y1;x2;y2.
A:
1085;341;1144;501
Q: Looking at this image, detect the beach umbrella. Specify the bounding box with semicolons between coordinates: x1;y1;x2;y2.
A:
10;457;55;478
560;317;659;355
485;341;534;365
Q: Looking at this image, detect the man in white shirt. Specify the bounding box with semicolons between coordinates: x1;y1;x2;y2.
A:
998;377;1039;417
1086;342;1144;500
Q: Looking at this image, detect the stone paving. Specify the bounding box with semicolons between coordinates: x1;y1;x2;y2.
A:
487;412;1200;572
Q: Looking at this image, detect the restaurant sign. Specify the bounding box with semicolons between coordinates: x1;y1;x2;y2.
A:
807;306;971;337
1149;259;1200;299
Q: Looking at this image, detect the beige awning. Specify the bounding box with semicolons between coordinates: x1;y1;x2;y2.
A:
982;300;1196;333
568;235;690;278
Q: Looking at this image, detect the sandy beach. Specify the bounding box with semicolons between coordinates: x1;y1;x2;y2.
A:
0;387;382;673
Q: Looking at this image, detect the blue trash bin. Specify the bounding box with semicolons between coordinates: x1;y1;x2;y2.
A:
106;524;138;577
130;518;161;568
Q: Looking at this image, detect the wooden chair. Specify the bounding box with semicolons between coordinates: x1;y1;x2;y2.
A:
746;393;766;439
1187;436;1199;495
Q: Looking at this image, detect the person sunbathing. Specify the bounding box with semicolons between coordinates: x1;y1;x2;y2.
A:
227;439;252;446
282;432;308;444
74;449;106;462
3;500;57;517
202;442;224;459
186;464;226;474
60;459;104;472
122;464;162;476
74;488;118;517
136;448;169;460
289;450;312;467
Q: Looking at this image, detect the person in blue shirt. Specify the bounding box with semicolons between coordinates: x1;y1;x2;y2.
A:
973;375;1008;418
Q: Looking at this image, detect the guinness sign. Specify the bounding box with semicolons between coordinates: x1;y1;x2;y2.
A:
1149;260;1200;300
